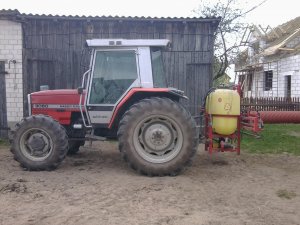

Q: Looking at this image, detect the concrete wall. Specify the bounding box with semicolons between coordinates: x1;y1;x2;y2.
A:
276;54;300;97
0;19;23;126
243;54;300;98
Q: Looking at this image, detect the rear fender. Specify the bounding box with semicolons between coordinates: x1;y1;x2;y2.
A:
108;88;186;130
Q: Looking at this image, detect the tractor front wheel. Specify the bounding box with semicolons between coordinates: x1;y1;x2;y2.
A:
118;97;198;176
11;115;68;170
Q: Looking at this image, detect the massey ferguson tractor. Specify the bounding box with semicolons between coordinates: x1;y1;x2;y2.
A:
10;39;262;176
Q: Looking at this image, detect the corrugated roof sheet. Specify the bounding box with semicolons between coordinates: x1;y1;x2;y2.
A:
0;9;221;22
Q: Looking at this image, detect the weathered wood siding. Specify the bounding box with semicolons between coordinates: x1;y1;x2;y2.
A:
22;18;218;116
0;61;8;138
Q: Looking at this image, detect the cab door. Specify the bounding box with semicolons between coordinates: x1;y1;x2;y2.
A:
86;49;140;125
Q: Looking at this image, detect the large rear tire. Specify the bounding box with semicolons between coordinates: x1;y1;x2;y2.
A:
11;115;68;170
118;97;198;176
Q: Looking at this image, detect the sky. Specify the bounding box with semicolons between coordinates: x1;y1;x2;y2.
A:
0;0;299;27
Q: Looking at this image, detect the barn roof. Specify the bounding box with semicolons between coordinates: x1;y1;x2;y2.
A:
0;9;221;23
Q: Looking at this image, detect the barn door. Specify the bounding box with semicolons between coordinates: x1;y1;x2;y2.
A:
0;61;8;138
185;63;211;116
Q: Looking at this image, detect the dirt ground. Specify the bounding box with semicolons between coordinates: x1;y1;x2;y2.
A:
0;142;299;225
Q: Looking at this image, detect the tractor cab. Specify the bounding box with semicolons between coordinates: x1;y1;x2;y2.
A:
79;39;183;130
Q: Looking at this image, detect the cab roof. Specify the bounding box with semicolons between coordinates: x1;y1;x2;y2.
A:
86;39;170;47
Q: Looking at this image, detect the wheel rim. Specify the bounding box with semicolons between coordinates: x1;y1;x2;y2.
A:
133;115;183;164
19;128;54;162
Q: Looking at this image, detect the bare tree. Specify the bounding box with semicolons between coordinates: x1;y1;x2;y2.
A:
194;0;267;80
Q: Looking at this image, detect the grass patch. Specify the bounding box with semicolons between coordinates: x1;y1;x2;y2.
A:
241;124;300;155
276;189;297;199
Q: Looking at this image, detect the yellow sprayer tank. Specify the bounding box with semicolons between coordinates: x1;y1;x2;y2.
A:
206;89;240;135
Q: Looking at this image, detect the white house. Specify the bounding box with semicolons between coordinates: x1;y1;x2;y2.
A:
0;10;23;131
235;17;300;98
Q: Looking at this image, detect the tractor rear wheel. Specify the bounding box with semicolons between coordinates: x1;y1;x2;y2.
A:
118;97;198;176
11;115;68;170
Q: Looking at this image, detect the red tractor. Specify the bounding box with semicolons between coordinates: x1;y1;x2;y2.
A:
11;39;198;176
11;39;262;176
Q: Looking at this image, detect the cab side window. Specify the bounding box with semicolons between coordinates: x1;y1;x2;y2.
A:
89;50;138;104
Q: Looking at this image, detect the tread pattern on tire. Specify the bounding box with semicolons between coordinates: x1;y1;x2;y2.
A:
10;114;68;171
117;97;198;176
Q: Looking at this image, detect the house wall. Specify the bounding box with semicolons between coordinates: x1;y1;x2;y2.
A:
0;19;23;126
277;54;300;97
243;54;300;98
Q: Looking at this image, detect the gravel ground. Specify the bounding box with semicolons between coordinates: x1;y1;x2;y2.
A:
0;142;299;225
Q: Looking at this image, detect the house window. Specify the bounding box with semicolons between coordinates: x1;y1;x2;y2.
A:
247;72;253;91
264;70;273;91
285;75;291;98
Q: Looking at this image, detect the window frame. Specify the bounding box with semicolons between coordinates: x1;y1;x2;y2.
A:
285;75;291;98
87;48;140;106
264;70;273;91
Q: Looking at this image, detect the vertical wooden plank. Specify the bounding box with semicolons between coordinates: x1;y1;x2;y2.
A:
186;65;194;114
147;21;155;39
185;64;210;115
0;61;8;138
31;20;37;49
54;50;62;89
55;20;63;50
183;23;189;52
48;20;55;49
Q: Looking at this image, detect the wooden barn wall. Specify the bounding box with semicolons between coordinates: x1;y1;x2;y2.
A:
22;19;217;116
0;61;8;138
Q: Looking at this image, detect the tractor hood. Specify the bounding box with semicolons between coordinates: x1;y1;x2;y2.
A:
30;89;85;105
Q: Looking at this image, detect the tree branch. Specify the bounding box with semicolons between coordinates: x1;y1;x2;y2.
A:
194;0;267;82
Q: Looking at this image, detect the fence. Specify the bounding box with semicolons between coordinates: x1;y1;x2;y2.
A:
241;97;300;111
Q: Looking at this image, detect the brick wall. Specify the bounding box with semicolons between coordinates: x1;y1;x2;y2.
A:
0;20;23;126
278;54;300;97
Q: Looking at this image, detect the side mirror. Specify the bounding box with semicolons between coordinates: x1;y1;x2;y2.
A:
77;87;84;94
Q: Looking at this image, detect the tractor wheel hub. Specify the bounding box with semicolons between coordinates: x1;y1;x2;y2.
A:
27;133;50;155
144;123;172;151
